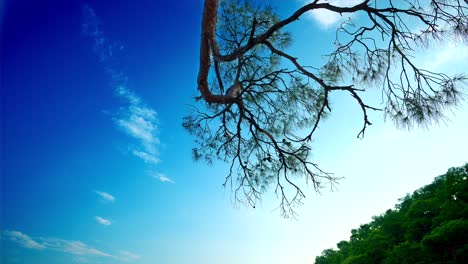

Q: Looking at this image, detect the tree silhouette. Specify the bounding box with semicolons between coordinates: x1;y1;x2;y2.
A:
184;0;468;217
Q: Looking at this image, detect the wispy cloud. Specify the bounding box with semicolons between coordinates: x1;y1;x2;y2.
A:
2;230;46;250
306;0;364;28
2;230;109;257
132;149;160;164
419;43;468;72
114;86;160;165
153;173;175;184
95;216;112;226
42;238;112;257
94;190;115;203
2;230;140;262
82;5;160;167
118;251;141;262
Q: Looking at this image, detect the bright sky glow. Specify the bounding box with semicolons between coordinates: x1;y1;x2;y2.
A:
2;1;467;264
306;0;365;27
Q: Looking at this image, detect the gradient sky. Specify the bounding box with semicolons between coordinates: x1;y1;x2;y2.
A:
1;0;467;263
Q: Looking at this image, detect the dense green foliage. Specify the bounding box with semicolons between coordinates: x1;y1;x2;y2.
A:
315;164;468;264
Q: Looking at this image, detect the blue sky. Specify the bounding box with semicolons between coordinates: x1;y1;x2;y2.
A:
1;0;467;263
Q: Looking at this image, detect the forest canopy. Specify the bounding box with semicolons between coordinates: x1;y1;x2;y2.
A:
315;164;468;264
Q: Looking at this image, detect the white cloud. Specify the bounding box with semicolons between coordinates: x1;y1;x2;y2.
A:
118;251;141;262
2;230;110;257
132;150;160;164
306;0;364;28
2;230;46;250
82;6;161;167
2;229;141;262
153;173;175;184
95;216;112;226
116;87;159;144
94;190;115;203
115;87;160;165
115;84;141;105
42;238;112;257
419;43;468;72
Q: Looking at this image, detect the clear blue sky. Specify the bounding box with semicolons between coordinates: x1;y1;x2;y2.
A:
1;0;467;263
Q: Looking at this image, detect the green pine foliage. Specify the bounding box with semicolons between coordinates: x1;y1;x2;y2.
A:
315;164;468;264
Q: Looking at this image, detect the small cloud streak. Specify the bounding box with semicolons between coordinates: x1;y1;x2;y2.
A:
132;150;160;164
94;190;115;203
114;86;160;165
306;0;364;28
2;230;140;262
118;251;141;262
2;230;110;257
153;173;175;184
95;216;112;226
82;5;160;166
2;230;46;250
42;238;111;257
